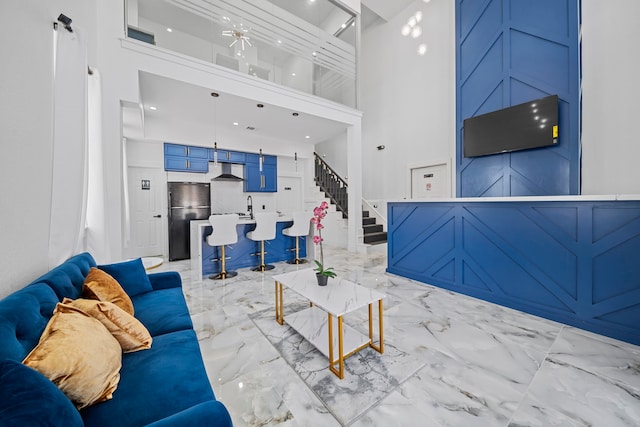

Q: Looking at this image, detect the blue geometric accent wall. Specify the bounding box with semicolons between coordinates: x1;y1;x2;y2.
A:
387;201;640;345
456;0;581;197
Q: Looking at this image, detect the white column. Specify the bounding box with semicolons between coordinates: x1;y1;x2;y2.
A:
346;119;363;252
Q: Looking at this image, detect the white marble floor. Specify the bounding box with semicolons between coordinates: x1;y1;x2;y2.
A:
154;246;640;426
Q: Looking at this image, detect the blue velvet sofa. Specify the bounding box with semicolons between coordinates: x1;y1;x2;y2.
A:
0;252;233;427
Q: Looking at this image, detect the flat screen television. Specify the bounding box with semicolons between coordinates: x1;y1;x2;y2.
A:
463;94;559;158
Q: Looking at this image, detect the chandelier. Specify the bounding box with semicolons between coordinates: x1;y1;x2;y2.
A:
222;28;252;50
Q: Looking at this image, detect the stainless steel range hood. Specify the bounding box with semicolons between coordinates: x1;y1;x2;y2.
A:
212;163;243;181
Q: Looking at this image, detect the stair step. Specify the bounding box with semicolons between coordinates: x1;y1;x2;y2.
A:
364;231;387;244
363;217;376;226
363;224;383;234
363;210;370;218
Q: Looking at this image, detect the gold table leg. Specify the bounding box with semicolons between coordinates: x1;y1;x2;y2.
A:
368;299;384;354
328;313;345;379
274;281;284;325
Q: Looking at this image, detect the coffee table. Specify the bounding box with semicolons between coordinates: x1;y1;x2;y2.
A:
273;269;385;379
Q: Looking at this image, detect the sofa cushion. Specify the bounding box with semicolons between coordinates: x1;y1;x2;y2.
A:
144;401;233;427
0;284;59;362
131;287;194;336
80;329;216;427
62;298;152;353
23;303;122;410
98;258;153;297
0;359;84;427
83;268;134;315
31;252;96;300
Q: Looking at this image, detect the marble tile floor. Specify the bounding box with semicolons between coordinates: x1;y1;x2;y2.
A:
151;247;640;426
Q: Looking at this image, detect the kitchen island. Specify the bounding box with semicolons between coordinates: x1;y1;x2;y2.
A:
190;215;308;281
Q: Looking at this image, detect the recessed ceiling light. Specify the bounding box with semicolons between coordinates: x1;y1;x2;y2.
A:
233;122;239;126
411;26;422;38
149;106;157;110
277;39;282;44
312;51;317;57
291;72;296;76
341;23;346;29
305;135;310;139
417;43;428;55
166;28;173;32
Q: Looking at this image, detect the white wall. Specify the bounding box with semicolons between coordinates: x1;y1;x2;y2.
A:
0;0;97;297
581;0;640;195
360;0;455;201
315;131;349;180
360;0;640;200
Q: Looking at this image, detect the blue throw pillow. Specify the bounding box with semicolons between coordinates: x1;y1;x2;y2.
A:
0;360;83;427
99;258;153;297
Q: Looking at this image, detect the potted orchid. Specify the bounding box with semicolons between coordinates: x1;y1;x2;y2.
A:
311;201;336;286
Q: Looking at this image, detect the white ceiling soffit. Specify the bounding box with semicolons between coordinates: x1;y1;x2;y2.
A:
361;0;416;22
136;71;349;145
168;0;356;79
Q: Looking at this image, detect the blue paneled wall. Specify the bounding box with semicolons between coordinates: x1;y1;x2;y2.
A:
387;200;640;345
456;0;581;197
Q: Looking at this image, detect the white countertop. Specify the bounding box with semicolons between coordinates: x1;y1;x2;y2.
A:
191;214;294;227
388;194;640;203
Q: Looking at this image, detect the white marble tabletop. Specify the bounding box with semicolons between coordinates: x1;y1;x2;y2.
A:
273;269;386;317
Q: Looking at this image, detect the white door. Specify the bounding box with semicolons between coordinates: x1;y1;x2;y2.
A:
411;163;450;199
276;176;303;212
127;167;165;258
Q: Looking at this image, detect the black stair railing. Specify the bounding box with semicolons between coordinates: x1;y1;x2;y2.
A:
314;153;348;218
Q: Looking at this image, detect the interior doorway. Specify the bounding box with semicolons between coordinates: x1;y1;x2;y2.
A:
126;167;166;259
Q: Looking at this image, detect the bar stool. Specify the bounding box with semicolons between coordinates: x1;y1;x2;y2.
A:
206;214;240;280
246;212;279;271
282;211;310;264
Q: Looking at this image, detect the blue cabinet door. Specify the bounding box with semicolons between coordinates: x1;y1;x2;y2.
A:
210;149;246;163
164;143;188;157
261;164;277;192
186;145;209;159
243;162;263;192
164;156;209;173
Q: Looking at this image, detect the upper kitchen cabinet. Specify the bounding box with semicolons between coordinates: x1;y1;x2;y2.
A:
164;143;209;173
209;148;246;164
244;153;277;192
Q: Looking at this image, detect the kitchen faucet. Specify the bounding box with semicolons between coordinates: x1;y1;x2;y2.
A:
247;195;253;219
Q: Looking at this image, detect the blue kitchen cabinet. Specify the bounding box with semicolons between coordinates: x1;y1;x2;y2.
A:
164;143;210;173
209;148;246;164
244;154;277;192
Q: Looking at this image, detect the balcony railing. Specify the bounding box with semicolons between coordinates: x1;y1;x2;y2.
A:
125;0;357;108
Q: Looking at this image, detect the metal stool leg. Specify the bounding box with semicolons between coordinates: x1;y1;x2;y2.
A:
210;245;238;280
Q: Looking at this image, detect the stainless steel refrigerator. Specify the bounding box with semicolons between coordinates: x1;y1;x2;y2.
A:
168;182;211;261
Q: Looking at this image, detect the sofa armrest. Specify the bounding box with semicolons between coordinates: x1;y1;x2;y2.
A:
143;401;233;427
147;271;182;291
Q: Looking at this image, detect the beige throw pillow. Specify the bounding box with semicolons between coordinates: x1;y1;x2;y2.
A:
83;268;134;315
23;303;122;409
62;298;152;353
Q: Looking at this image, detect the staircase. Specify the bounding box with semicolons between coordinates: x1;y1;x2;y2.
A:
362;210;387;244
